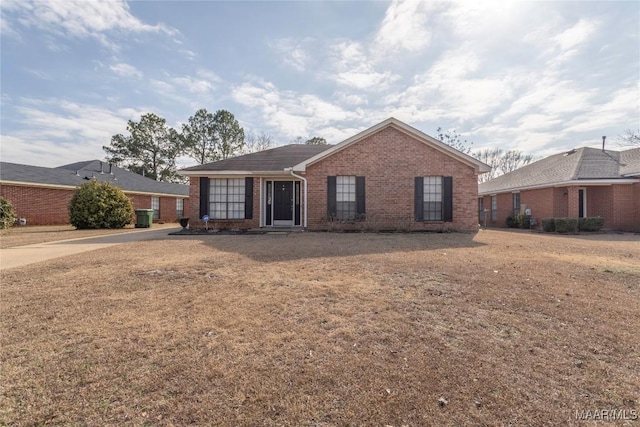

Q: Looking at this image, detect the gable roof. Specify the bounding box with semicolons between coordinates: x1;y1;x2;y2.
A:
293;117;491;173
479;147;640;195
179;118;491;176
179;144;331;175
1;160;188;197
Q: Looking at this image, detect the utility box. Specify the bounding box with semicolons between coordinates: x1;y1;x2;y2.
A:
135;209;154;228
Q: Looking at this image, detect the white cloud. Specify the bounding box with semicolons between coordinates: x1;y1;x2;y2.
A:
269;38;312;72
231;78;363;139
0;99;146;167
561;86;640;134
148;70;222;108
395;48;514;121
326;41;399;90
373;0;433;54
4;0;177;49
553;19;599;52
171;76;213;94
109;63;143;79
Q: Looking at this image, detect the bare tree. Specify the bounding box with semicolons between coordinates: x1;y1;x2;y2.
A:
618;129;640;147
435;125;533;182
243;131;274;154
474;148;504;183
499;150;534;174
436;127;473;154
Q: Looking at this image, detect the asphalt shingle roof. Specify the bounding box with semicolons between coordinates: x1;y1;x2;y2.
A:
479;147;640;194
1;160;188;196
180;144;332;172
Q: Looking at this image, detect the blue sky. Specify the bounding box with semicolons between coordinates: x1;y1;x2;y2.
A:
1;0;639;169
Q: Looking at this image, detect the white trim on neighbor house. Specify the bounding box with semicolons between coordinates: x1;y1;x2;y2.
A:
292;117;491;174
0;179;187;198
478;178;640;196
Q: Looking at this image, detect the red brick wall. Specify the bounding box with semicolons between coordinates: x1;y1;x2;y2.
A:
482;183;639;232
610;184;636;231
1;184;186;226
634;182;640;232
587;186;612;220
187;176;260;229
304;126;480;230
188;176;200;224
1;184;73;225
522;188;554;220
553;188;568;218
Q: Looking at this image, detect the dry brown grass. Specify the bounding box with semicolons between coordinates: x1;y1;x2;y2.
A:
0;224;177;249
1;230;638;426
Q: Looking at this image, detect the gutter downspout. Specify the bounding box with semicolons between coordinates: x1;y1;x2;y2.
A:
285;168;307;229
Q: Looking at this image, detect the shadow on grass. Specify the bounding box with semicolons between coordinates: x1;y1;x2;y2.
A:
168;230;487;262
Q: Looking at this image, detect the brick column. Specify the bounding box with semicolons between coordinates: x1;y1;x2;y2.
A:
567;186;580;218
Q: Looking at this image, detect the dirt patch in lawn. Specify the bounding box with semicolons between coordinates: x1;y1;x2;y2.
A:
1;230;638;426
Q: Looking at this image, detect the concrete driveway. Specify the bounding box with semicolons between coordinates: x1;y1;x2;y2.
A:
0;227;181;270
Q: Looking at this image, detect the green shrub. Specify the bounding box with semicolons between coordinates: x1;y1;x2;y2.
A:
69;180;134;229
0;196;16;229
516;214;531;229
578;217;605;232
541;218;555;232
506;215;518;228
554;217;579;233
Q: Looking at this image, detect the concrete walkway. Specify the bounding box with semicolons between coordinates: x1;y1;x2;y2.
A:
0;227;181;270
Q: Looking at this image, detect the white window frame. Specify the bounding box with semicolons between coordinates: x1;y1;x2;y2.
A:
176;198;184;218
210;178;245;220
423;176;443;221
513;192;520;216
336;176;356;220
151;196;160;220
491;195;497;221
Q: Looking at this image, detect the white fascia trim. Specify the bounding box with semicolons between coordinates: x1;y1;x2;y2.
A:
0;180;76;191
478;178;639;196
292;117;491;173
179;170;254;176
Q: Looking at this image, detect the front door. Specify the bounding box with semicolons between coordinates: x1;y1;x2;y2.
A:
578;188;586;218
273;181;293;225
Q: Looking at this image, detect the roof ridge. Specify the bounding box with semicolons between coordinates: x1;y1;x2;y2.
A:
569;148;587;180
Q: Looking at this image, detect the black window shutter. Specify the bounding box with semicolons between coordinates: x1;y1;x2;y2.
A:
414;177;424;221
443;176;453;222
244;177;253;219
199;177;209;219
356;176;365;216
327;176;337;218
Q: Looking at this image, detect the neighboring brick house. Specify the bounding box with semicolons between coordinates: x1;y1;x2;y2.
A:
180;118;490;231
478;147;640;232
0;160;189;225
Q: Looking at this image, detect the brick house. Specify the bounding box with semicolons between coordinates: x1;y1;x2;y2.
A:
180;118;490;231
0;160;189;225
478;147;640;232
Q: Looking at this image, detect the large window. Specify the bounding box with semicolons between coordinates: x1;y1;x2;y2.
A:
176;198;184;218
491;195;497;221
513;192;520;216
336;176;356;220
151;197;160;220
423;176;443;221
210;178;245;219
